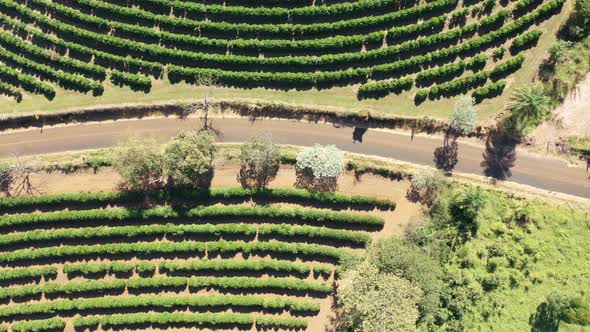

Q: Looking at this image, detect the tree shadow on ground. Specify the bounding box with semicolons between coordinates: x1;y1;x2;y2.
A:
481;129;517;180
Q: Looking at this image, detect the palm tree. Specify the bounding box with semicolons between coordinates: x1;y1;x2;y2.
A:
455;186;488;221
505;85;552;138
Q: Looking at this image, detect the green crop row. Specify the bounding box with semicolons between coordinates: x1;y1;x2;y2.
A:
11;318;65;332
73;312;306;330
0;223;368;248
472;80;507;103
159;258;333;278
0;240;349;265
0;266;57;283
357;77;414;100
130;0;399;24
0;45;103;95
0;80;21;102
109;70;151;93
490;54;526;81
0;294;319;320
0;30;106;80
0;59;55;99
0;205;384;231
0;275;331;301
0;13;163;77
0;187;396;212
58;0;457;39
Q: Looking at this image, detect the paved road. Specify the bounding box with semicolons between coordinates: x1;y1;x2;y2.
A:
0;117;588;198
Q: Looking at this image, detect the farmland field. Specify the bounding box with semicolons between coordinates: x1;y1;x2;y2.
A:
0;188;397;332
0;0;571;118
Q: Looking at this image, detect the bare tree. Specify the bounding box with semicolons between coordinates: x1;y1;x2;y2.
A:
0;156;41;196
181;75;223;138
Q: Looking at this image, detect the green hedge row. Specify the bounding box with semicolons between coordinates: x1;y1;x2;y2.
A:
187;276;331;293
0;58;55;100
0;266;57;283
159;258;333;278
472;80;506;103
0;29;105;80
132;0;399;24
0;44;103;95
0;187;396;212
0;275;330;301
489;54;525;81
0;13;163;78
0;223;368;248
73;312;306;330
0;205;384;231
109;70;151;93
11;318;65;332
0;294;319;320
0;80;21;102
357;77;413;100
61;0;457;39
0;240;349;264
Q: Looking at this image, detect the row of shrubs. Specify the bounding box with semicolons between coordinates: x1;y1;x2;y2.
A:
0;44;104;96
0;81;21;102
0;205;384;231
0;12;163;78
130;0;400;24
0;294;320;320
0;266;57;283
73;312;307;330
0;28;106;80
0;223;370;248
11;318;65;332
159;258;333;278
0;275;331;301
0;58;55;100
63;258;333;279
9;0;462;71
0;240;349;264
0;187;396;212
358;0;564;99
60;0;458;39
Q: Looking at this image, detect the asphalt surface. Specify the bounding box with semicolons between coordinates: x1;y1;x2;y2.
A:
0;117;588;198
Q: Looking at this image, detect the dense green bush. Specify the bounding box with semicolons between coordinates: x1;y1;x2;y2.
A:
11;318;65;332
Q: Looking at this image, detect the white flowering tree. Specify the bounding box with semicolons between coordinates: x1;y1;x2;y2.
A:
449;96;478;136
295;144;344;192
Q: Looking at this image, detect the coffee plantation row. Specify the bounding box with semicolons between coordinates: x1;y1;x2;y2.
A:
0;188;391;331
0;0;564;102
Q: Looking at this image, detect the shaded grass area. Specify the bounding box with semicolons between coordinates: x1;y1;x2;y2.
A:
419;185;590;330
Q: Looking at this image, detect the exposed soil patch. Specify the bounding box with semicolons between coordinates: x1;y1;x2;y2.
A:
530;74;590;155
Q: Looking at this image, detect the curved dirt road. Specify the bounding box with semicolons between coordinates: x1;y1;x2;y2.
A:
0;117;588;198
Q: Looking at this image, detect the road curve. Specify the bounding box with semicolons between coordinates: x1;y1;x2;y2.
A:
0;117;588;198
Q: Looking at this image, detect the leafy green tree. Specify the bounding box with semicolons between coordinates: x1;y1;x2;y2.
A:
338;261;422;332
164;132;216;188
295;144;344;192
505;85;552;138
366;238;444;326
531;292;590;331
568;0;590;39
237;136;280;189
112;137;164;192
449;96;478;136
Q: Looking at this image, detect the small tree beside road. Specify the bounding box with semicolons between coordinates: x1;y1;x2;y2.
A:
112;137;164;192
164;132;216;188
237;136;280;189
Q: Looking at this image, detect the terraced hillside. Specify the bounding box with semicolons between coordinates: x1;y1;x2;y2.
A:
0;188;395;332
0;0;568;113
